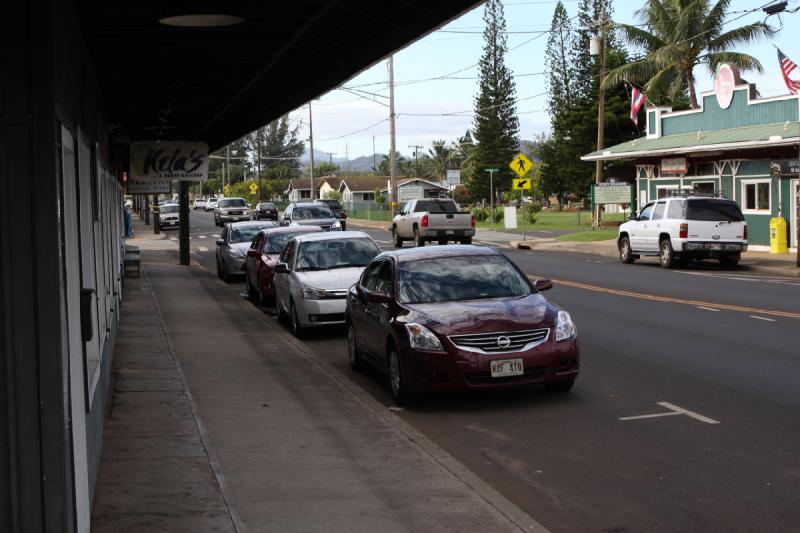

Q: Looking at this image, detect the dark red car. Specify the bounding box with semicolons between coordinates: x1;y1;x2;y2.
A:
244;226;322;306
346;246;579;404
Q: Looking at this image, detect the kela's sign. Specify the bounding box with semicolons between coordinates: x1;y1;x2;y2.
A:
131;141;208;181
714;63;741;110
770;159;800;176
128;177;171;194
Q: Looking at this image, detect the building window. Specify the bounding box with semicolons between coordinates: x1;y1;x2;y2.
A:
741;179;770;213
693;181;715;194
300;190;311;199
363;192;375;201
656;185;678;199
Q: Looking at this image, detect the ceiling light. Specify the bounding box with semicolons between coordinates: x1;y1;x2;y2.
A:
159;13;243;27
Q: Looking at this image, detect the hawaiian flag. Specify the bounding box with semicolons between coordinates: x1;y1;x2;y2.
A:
777;48;800;95
626;81;646;126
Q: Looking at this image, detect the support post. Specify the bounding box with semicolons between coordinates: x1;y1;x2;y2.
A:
179;182;190;265
308;102;315;200
389;55;397;215
153;195;160;234
593;8;607;228
144;195;150;225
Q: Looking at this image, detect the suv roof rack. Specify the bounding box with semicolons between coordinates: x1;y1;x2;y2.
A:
663;189;728;199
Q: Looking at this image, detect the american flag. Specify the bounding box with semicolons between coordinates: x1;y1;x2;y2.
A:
777;48;800;95
625;81;646;126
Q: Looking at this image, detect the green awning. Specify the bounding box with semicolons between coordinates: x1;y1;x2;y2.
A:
582;121;800;161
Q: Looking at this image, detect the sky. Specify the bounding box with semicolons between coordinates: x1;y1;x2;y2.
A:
287;0;800;161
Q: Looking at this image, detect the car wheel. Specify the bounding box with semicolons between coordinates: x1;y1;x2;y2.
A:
545;379;574;393
221;260;231;282
216;259;223;280
246;277;258;303
719;257;739;270
388;345;413;405
659;239;675;269
618;236;635;264
460;237;472;245
290;300;304;338
413;227;424;247
347;324;365;372
392;227;403;248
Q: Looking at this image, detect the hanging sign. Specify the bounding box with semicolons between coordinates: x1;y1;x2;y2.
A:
131;141;209;181
661;157;688;175
714;63;740;110
127;177;171;194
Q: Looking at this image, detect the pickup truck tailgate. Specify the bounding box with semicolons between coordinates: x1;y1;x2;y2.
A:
428;213;473;229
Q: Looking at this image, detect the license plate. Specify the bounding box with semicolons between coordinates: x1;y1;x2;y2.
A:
490;358;524;378
446;230;454;235
710;243;721;250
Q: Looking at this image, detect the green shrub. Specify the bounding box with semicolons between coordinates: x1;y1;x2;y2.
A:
522;203;542;224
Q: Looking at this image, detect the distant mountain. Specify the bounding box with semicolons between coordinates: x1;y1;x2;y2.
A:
301;148;386;172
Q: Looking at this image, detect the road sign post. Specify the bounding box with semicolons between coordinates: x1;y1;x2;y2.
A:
512;176;532;241
485;168;499;224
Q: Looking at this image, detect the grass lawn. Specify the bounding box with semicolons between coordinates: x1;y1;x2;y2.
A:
476;209;626;232
554;229;618;242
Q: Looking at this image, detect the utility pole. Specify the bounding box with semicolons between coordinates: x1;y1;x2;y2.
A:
388;55;397;214
485;168;498;222
256;129;263;202
592;7;607;227
308;102;316;200
226;145;231;193
372;136;377;171
408;145;424;179
345;143;349;176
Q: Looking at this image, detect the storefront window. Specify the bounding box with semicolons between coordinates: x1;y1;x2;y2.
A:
742;180;770;213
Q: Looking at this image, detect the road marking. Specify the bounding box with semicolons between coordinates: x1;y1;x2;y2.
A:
696;306;720;312
169;237;177;241
529;275;800;321
213;234;220;238
749;315;776;322
198;235;207;239
198;246;208;252
620;402;720;425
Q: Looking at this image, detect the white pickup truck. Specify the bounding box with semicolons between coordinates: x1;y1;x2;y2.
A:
391;198;475;247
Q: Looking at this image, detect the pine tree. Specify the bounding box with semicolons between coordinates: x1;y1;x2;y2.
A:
468;0;519;202
571;0;616;100
545;2;574;123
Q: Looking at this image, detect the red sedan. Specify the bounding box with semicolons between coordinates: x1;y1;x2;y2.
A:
346;246;579;405
244;226;322;306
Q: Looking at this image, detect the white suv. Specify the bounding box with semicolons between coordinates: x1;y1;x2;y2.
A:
618;194;747;269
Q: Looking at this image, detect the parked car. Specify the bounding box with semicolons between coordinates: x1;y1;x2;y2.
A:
205;197;219;211
280;202;342;231
617;194;747;269
214;197;251;226
158;204;179;229
254;202;279;221
314;198;348;230
244;226;323;306
272;231;381;336
391;198;475;247
193;198;207;210
345;245;579;405
215;221;278;282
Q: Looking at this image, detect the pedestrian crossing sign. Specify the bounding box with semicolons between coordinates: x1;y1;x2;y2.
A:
249;182;258;195
509;153;532;178
512;178;532;190
224;184;230;195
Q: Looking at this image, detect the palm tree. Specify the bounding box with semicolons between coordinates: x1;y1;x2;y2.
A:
427;140;451;180
604;0;773;109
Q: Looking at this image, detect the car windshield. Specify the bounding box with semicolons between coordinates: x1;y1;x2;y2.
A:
295;238;380;271
397;255;531;304
319;200;340;210
219;198;247;208
161;205;178;213
266;231;314;254
293;206;333;220
258;203;276;209
229;224;274;243
686;199;745;222
415;200;458;213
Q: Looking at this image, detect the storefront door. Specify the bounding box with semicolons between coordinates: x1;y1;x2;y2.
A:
792;180;799;249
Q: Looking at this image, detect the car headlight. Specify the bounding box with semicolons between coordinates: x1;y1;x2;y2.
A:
555;310;576;341
301;286;331;300
289;221;300;227
331;219;341;229
405;323;444;352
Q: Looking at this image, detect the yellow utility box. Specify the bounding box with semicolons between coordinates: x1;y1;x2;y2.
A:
770;217;788;254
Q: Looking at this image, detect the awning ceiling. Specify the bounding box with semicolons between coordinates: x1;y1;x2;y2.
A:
76;1;481;151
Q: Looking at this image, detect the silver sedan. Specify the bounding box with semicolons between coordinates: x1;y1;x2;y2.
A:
216;221;277;282
272;231;381;336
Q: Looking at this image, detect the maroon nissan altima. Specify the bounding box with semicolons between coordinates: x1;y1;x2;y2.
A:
346;245;579;404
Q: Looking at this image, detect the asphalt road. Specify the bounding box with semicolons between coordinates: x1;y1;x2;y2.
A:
179;210;800;533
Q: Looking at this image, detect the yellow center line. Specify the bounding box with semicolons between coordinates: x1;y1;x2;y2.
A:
528;275;800;320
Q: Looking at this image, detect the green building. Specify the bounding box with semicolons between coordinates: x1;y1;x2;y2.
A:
583;63;799;252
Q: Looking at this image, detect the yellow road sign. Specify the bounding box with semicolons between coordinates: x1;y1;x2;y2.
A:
512;178;532;190
249;182;258;195
224;184;230;195
510;152;532;178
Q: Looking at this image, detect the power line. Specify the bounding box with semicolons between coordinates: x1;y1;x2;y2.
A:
316;118;389;143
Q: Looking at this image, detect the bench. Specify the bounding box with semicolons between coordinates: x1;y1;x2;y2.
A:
124;245;141;277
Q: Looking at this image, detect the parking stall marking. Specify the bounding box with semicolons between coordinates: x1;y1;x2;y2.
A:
749;315;776;322
620;402;720;425
697;306;720;312
198;235;207;239
528;275;800;321
198;246;208;252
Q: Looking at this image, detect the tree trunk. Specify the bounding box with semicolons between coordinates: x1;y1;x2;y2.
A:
688;74;699;109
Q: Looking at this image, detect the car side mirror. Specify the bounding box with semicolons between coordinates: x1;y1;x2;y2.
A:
274;262;290;274
364;290;390;304
533;278;553;292
216;239;225;246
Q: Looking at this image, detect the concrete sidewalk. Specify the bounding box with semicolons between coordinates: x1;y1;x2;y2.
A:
93;246;546;532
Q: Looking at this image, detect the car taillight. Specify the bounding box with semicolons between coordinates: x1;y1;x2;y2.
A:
471;214;476;227
421;214;428;227
679;223;688;239
743;225;747;240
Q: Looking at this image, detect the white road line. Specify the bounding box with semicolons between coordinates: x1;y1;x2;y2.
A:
697;306;720;312
213;234;220;238
749;315;776;322
198;235;207;239
620;402;720;425
169;237;177;241
198;246;208;252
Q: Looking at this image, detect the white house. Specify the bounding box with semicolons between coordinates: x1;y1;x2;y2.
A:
381;178;449;203
339;176;389;203
286;178;312;201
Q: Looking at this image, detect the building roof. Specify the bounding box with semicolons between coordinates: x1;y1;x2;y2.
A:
380;178;448;192
318;176;343;190
582;121;800;161
288;178;311;191
340;176;389;192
